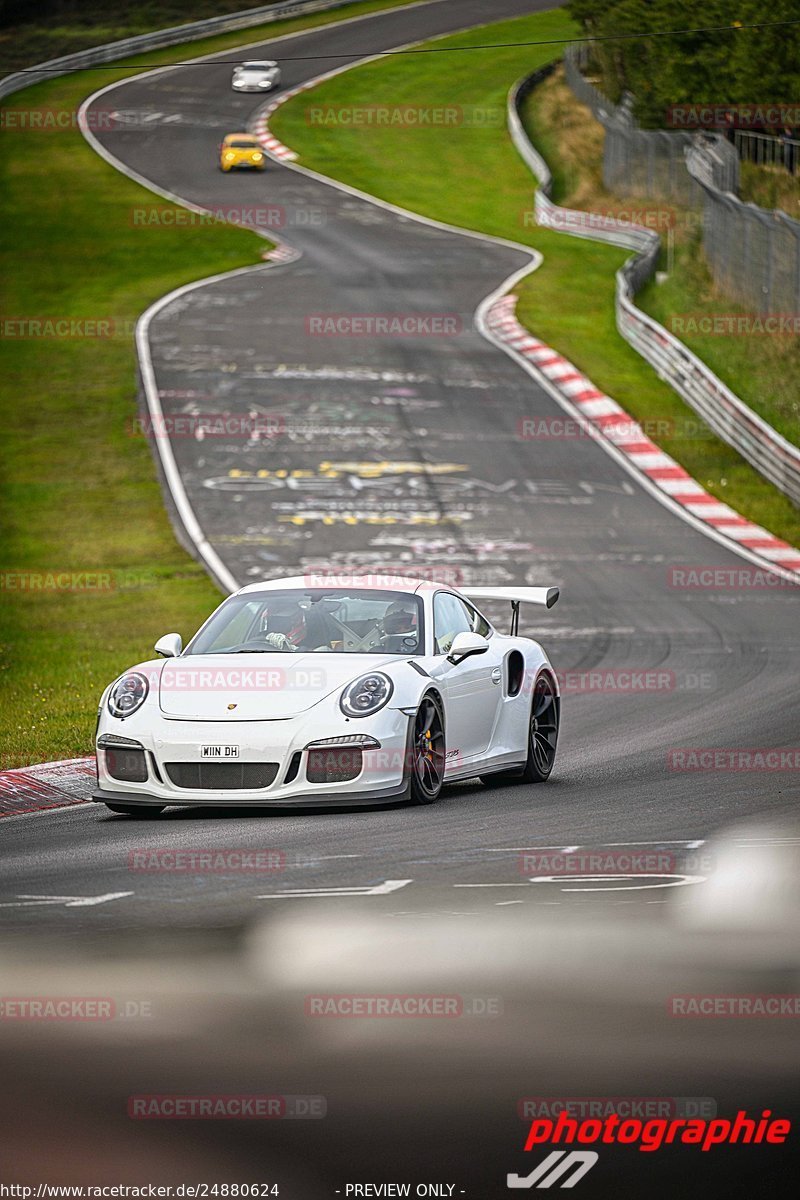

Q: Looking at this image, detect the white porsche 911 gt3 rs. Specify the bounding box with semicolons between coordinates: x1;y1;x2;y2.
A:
92;576;560;816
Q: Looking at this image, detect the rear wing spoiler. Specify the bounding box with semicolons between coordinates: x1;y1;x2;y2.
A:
462;586;559;635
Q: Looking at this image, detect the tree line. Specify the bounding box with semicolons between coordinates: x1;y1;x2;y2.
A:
566;0;800;129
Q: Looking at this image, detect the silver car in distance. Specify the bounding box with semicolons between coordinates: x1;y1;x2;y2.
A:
231;60;281;92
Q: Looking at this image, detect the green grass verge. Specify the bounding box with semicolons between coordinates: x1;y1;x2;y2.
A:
738;160;800;219
271;8;800;551
0;0;420;768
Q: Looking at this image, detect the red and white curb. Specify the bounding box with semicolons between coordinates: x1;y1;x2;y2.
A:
0;757;96;817
262;243;302;264
251;86;313;160
487;294;800;578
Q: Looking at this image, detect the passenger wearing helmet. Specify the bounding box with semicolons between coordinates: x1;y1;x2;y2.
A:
380;601;419;650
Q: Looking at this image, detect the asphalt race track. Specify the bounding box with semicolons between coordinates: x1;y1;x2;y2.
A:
2;0;797;927
2;3;800;1195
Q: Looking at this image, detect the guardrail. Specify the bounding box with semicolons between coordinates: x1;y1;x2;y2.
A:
0;0;366;102
508;68;800;509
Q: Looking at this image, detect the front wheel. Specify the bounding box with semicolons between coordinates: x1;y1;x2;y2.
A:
104;803;165;818
409;694;445;805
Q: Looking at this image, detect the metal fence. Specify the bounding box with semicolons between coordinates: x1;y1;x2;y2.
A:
563;45;800;316
508;69;800;509
685;152;800;313
563;46;739;201
735;130;800;172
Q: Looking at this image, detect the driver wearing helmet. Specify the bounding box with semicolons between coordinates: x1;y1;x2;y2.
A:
261;599;339;651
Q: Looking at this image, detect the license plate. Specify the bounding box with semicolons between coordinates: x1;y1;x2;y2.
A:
201;745;240;759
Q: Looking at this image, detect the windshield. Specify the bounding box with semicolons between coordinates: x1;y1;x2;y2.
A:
241;63;274;71
228;140;259;149
186;589;424;656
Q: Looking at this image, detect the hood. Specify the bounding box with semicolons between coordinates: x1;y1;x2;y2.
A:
157;653;399;721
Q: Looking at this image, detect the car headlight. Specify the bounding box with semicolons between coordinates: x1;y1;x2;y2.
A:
259;80;271;87
340;672;393;718
252;152;263;161
107;672;149;718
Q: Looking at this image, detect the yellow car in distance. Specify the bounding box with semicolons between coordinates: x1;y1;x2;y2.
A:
219;133;266;172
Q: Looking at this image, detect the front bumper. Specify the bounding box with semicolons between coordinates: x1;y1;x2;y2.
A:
221;157;266;169
94;709;413;808
232;81;279;92
92;781;410;809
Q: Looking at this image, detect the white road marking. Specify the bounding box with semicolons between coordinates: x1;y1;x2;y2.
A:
527;874;707;892
484;840;705;851
455;871;708;892
0;892;133;908
257;879;412;898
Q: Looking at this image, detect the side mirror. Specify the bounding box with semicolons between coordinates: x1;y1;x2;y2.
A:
446;632;490;665
154;633;182;658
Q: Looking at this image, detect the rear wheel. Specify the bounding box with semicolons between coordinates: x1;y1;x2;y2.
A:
409;694;445;805
520;672;559;782
481;672;559;787
104;804;165;818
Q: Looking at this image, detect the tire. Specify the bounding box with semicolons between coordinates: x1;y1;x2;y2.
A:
104;803;165;817
409;693;446;806
481;671;559;787
520;672;559;782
